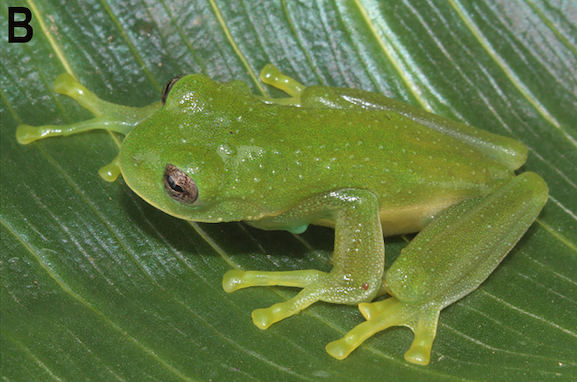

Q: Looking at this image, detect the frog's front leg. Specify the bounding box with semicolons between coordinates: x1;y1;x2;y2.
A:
17;74;161;144
326;172;548;365
16;74;161;181
223;189;385;329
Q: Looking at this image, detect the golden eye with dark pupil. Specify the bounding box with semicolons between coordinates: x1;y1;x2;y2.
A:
163;164;198;204
161;75;186;105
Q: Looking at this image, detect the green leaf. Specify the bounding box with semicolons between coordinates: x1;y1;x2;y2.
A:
2;0;576;380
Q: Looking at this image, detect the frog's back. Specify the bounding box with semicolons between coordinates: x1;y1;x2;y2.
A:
232;105;514;234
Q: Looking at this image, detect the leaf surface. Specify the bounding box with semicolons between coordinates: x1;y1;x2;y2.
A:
2;0;576;380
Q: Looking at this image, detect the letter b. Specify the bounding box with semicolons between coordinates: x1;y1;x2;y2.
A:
9;7;33;43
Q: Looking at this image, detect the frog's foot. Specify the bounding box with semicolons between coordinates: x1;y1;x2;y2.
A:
257;64;306;106
325;297;440;365
17;73;159;144
223;269;377;330
16;73;161;181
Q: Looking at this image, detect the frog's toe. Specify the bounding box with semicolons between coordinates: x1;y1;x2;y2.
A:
222;270;246;292
259;64;305;99
223;269;324;328
16;125;42;144
16;74;161;149
251;307;275;329
325;301;405;360
223;269;325;293
251;287;323;329
16;122;93;144
223;268;380;329
325;339;351;360
326;297;440;365
222;269;295;328
404;343;431;365
252;306;284;329
52;73;82;94
358;297;397;320
98;155;121;182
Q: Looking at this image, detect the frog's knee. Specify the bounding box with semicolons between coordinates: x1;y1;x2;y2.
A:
517;171;549;204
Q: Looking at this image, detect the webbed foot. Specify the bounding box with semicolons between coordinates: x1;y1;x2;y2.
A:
16;73;161;181
223;269;378;329
325;297;440;365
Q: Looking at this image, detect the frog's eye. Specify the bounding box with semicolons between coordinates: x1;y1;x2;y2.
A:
161;75;186;105
163;164;198;204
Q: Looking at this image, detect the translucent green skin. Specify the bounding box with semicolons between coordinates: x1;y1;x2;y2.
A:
16;66;548;365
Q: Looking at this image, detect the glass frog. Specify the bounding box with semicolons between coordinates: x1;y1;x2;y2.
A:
17;65;548;365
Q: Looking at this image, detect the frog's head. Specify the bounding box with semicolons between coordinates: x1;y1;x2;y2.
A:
117;74;237;222
119;126;230;222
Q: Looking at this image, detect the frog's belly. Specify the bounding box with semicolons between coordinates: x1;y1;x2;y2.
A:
377;200;457;236
313;197;461;237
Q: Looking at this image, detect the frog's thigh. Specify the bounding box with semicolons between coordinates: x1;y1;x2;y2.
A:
327;172;548;365
223;189;385;329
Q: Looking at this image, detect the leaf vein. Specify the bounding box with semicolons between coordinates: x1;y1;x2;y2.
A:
25;0;74;76
353;0;432;111
447;0;573;144
207;0;265;94
97;0;161;91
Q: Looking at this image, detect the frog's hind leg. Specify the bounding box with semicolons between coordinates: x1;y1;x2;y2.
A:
328;172;548;365
258;64;306;105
